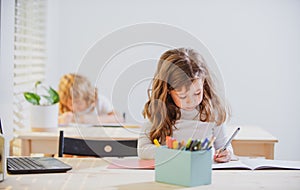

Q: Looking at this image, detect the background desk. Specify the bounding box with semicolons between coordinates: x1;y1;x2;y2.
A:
1;158;299;189
228;125;278;159
11;125;278;159
12;127;140;156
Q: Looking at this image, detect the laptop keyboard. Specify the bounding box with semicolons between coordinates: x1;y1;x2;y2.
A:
7;157;45;170
7;157;72;174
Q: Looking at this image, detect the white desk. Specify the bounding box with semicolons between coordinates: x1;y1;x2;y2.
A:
1;158;299;189
12;125;278;159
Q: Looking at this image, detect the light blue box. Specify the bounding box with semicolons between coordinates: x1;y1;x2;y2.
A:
155;147;212;187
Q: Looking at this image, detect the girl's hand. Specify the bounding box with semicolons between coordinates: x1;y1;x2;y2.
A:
58;112;74;125
214;149;231;163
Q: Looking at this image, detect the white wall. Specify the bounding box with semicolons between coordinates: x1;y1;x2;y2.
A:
46;0;60;88
0;0;14;156
47;0;300;160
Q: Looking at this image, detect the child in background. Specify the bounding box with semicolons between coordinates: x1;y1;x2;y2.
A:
138;48;233;163
58;73;123;125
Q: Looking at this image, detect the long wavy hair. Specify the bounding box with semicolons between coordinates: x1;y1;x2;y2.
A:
58;73;97;114
143;48;229;144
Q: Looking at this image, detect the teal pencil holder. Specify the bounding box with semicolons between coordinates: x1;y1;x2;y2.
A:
155;147;212;187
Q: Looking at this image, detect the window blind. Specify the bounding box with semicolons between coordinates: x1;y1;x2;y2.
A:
13;0;47;130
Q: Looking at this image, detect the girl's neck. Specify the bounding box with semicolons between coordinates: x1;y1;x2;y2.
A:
180;108;199;120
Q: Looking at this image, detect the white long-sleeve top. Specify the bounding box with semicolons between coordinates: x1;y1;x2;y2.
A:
138;109;233;159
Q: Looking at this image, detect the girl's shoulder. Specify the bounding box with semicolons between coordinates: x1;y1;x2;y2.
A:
140;120;153;133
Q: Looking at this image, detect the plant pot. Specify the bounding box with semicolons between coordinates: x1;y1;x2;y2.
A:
30;104;58;132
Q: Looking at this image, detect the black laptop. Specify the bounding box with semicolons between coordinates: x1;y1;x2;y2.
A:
0;118;72;175
7;157;72;174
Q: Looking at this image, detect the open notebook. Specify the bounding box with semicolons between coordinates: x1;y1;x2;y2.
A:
7;157;72;174
212;158;300;170
59;122;141;128
107;158;300;170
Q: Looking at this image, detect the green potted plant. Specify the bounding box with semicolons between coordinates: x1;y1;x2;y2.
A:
24;81;60;132
24;81;59;106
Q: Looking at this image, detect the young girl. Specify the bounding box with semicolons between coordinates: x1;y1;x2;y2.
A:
138;48;233;163
58;73;123;125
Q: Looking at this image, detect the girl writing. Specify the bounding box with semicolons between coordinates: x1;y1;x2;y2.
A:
58;73;123;125
138;48;233;163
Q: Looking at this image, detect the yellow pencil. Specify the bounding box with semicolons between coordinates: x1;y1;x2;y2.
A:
153;139;161;147
173;140;179;149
